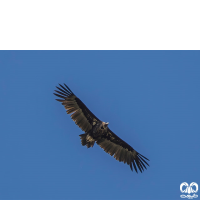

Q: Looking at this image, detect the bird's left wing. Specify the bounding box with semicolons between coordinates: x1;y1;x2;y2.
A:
96;128;149;173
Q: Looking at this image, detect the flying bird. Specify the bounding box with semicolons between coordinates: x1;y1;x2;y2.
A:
54;84;149;173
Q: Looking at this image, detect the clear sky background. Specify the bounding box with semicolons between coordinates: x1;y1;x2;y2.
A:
0;51;200;199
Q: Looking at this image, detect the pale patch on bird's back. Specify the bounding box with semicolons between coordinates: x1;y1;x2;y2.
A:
92;121;109;137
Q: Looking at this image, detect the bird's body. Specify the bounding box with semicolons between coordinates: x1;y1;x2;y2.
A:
54;84;149;173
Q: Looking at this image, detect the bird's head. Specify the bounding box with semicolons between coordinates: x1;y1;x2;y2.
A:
104;122;109;127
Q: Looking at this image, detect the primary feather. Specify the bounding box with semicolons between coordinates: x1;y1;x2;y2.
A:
54;84;149;173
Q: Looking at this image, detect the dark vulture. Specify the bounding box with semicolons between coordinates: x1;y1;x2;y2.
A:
54;84;149;173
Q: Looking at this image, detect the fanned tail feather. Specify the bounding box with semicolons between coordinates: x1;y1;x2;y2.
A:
79;133;95;148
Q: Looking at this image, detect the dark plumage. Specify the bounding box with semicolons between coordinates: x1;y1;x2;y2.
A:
54;84;149;173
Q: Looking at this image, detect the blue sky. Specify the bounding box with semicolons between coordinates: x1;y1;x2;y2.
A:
0;51;199;199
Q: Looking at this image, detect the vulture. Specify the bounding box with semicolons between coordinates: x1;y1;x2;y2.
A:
54;84;149;173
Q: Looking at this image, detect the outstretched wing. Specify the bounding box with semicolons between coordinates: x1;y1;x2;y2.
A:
54;83;100;132
96;128;149;173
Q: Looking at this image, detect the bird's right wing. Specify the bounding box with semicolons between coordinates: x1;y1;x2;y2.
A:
54;84;100;132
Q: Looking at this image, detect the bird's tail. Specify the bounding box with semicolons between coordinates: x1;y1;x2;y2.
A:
79;133;95;148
